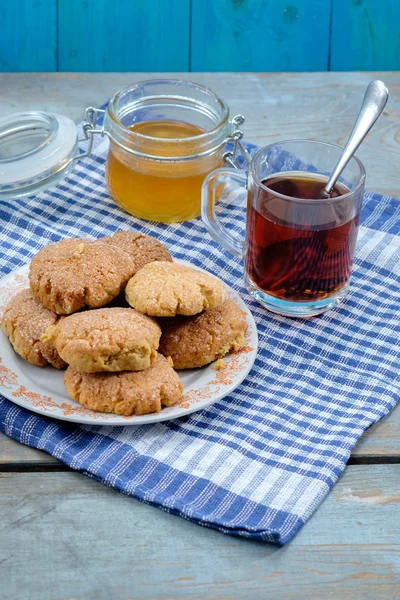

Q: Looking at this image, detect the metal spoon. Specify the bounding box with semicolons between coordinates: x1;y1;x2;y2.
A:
323;80;389;196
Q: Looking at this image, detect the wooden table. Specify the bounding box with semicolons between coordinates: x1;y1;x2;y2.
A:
1;72;399;600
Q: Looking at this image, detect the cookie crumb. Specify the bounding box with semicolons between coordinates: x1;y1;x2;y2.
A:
214;358;226;371
41;323;58;343
166;356;174;367
73;242;85;257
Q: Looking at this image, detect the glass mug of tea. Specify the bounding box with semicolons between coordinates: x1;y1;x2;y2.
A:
202;140;366;317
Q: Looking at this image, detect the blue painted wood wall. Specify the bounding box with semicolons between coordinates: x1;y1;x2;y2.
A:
1;0;399;72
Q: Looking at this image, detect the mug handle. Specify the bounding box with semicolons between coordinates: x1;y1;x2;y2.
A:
201;167;247;258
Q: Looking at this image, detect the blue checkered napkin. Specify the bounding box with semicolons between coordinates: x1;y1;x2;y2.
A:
1;118;400;545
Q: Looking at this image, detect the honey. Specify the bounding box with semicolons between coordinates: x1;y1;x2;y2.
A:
126;120;204;144
105;120;224;223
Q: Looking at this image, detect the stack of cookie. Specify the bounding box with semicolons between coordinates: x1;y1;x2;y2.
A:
125;261;248;370
1;231;247;417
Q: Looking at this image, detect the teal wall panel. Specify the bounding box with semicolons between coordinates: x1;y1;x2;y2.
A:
0;0;57;72
190;0;331;72
331;0;400;71
0;0;399;73
58;0;190;71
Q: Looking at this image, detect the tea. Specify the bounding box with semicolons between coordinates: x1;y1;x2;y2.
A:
106;120;222;223
259;173;346;200
245;173;359;301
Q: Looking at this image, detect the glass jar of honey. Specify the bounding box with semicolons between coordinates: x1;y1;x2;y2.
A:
101;80;232;223
0;80;244;222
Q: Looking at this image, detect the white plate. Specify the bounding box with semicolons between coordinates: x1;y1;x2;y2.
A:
0;262;258;425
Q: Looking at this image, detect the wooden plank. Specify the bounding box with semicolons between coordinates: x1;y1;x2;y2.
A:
0;72;399;463
0;0;57;72
58;0;190;72
191;0;331;72
0;466;399;599
353;412;400;459
0;434;58;466
331;0;400;71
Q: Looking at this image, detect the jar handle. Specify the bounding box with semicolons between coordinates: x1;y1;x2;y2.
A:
201;167;248;258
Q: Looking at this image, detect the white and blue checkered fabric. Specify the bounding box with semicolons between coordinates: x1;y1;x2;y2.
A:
1;120;399;544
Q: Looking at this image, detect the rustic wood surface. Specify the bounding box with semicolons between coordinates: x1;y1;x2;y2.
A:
1;467;400;600
1;73;399;598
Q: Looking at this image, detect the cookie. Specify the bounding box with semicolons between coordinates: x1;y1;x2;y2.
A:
1;289;67;369
43;307;161;373
102;231;172;272
159;300;247;369
29;232;172;315
64;354;183;416
125;261;228;317
29;237;133;315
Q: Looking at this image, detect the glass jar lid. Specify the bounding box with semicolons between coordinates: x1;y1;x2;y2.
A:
0;111;79;199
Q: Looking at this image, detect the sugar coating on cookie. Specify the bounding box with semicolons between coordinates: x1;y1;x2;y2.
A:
102;231;172;272
1;289;67;369
44;307;161;373
29;232;172;315
29;237;133;314
64;354;183;416
125;261;228;317
159;300;247;369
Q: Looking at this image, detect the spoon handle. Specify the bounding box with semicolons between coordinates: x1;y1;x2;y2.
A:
324;80;389;195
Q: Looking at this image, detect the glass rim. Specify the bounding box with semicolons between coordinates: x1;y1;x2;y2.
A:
107;78;230;144
251;139;366;203
0;111;59;164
